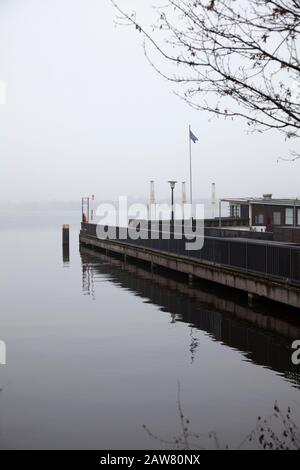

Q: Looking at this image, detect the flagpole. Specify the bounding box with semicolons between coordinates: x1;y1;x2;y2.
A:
189;124;193;206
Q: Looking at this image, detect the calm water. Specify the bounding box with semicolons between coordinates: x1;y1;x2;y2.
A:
0;210;300;449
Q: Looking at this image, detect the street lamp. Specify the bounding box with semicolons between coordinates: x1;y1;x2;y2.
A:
168;180;177;223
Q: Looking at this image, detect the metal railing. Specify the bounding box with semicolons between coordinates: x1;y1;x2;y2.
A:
81;223;300;285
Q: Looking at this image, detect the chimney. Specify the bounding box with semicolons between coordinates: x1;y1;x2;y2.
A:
211;183;216;218
263;193;272;200
150;180;156;220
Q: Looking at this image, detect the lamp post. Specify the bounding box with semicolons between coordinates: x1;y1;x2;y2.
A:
168;180;177;223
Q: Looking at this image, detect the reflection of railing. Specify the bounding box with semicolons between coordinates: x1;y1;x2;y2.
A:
81;223;300;285
80;247;300;387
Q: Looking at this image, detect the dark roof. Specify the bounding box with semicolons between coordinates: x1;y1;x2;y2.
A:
251;199;300;207
221;197;300;207
221;197;261;204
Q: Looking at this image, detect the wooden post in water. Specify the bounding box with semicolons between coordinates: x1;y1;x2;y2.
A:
62;224;70;263
62;224;69;245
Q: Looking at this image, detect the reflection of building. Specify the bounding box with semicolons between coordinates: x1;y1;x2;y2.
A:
80;246;300;388
222;194;300;235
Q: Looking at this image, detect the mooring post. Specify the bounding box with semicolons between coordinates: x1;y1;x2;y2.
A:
62;224;69;246
62;224;70;263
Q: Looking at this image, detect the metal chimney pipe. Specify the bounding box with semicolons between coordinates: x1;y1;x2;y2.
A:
150;180;156;220
211;183;216;219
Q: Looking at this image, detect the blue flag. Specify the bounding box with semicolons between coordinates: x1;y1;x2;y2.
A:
189;129;198;143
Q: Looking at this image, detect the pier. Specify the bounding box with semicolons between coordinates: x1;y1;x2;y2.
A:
79;223;300;309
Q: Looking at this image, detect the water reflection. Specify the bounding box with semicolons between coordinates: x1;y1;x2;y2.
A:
62;243;70;265
80;246;300;389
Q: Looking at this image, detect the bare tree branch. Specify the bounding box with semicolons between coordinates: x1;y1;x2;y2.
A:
110;0;300;142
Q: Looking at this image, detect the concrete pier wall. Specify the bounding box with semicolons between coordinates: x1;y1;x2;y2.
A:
79;232;300;309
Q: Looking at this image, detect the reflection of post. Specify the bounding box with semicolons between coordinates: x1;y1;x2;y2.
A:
189;327;199;364
170;313;176;324
82;263;89;294
62;244;70;264
81;260;95;299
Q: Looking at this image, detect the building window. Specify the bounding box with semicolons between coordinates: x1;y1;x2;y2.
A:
230;204;240;218
297;208;300;226
255;214;264;225
285;208;293;225
273;212;281;225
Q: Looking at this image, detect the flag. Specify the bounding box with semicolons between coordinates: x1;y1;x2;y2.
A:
189;129;198;143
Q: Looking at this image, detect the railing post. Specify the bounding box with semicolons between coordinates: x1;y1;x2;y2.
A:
170;219;174;240
228;240;230;265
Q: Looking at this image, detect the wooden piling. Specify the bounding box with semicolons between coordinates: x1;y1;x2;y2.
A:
62;224;69;246
62;225;70;263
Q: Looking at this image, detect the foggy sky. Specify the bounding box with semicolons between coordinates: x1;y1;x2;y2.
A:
0;0;299;205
